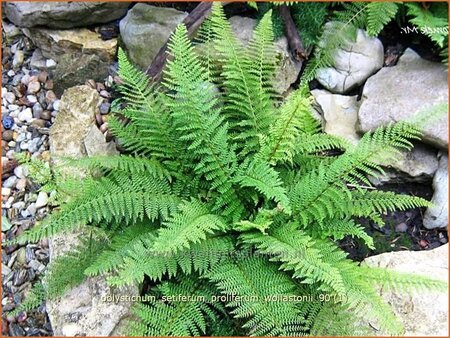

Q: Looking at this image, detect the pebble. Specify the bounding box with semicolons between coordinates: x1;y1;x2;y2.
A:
99;90;110;98
37;71;48;83
31;119;47;128
32;102;43;118
9;323;25;336
13;270;27;286
18;108;33;122
27;80;41;94
5;92;15;104
35;192;48;209
2;116;14;129
52;99;60;111
2;187;12;197
14;165;29;179
15;178;27;191
27;95;38;104
99;123;109;133
46;59;56;68
3;130;14;142
39;110;52;121
3;176;18;189
12;50;24;68
99;102;110;115
45;90;56;104
44;79;53;90
2;264;12;276
26;203;37;217
395;222;408;233
20;74;31;86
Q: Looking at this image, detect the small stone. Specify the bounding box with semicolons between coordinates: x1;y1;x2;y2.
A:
95;113;103;126
85;79;97;89
14;165;29;179
9;323;25;336
52;99;60;111
46;59;57;68
15;178;27;191
99;122;109;133
3;175;18;188
18;108;33;122
1;216;12;232
1;264;12;276
26;203;37;216
44;79;54;90
31;119;47;128
12;50;24;68
12;201;25;210
28;138;42;153
40;110;52;120
2;116;14;129
395;222;408;233
3;130;14;142
1;187;11;196
5;92;16;104
419;239;429;248
32;103;43;118
45;90;57;104
35;191;48;208
27;95;38;104
99;90;110;98
16;312;27;323
99;102;110;115
20;74;31;86
37;71;48;83
7;70;15;77
96;82;106;91
27;80;41;94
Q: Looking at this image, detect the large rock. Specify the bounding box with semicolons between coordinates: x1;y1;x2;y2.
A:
119;3;188;70
22;28;117;63
424;153;448;229
53;54;110;96
358;48;448;149
311;89;360;143
316;26;384;94
22;28;117;95
4;2;129;28
370;143;438;184
48;86;129;336
363;244;448;336
229;16;302;95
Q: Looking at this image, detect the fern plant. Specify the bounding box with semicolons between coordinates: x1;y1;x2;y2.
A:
10;3;446;336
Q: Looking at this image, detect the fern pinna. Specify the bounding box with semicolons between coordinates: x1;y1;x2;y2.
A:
12;3;446;336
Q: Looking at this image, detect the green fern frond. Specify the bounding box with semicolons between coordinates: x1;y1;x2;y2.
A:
360;266;448;292
366;2;399;36
311;218;375;250
115;48;180;160
235;159;291;214
107;235;233;286
152;199;228;254
210;3;275;156
129;277;222;336
406;2;448;48
240;222;348;295
164;23;244;219
61;155;172;181
207;257;305;336
13;172;180;244
84;222;155;277
259;89;316;165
